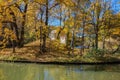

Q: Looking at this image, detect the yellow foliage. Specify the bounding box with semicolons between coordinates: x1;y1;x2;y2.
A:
112;28;120;35
51;39;66;51
0;27;16;48
57;0;75;7
64;16;74;27
63;27;68;33
0;0;13;6
4;28;16;40
34;0;46;4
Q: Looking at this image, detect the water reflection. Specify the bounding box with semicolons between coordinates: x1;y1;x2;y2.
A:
0;63;120;80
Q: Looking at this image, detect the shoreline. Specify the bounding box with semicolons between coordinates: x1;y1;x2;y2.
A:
0;59;120;65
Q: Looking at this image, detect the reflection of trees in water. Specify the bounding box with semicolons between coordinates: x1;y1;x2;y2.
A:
24;64;38;80
69;64;120;72
0;63;28;80
42;65;84;80
22;64;120;80
0;69;5;80
0;63;120;80
23;64;44;80
103;64;120;72
0;63;45;80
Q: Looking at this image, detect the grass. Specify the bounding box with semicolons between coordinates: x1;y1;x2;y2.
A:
0;40;120;63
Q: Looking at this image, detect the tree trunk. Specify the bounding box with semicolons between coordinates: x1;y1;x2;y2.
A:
95;25;99;49
19;4;28;47
39;11;43;54
39;15;43;54
42;0;48;52
57;28;64;39
102;35;106;49
57;28;62;39
80;16;85;55
12;40;15;53
71;30;75;54
95;31;98;49
9;8;19;48
19;20;25;47
57;5;62;39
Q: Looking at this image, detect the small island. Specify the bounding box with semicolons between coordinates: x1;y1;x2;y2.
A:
0;0;120;64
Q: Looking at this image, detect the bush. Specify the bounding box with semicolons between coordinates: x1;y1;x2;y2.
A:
86;48;107;57
51;40;66;52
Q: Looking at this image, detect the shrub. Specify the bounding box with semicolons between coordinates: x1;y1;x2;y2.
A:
86;48;108;57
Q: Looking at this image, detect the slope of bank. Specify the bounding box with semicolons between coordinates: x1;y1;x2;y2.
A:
0;40;120;63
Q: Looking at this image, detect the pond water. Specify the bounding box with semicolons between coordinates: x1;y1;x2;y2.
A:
0;62;120;80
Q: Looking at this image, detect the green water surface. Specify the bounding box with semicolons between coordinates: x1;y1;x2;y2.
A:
0;62;120;80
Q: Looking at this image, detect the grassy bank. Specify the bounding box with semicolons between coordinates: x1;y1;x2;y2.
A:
0;40;120;63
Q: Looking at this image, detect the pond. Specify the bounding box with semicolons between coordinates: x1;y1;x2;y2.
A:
0;62;120;80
